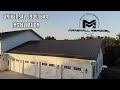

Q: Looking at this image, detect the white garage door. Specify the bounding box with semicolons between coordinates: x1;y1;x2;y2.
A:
24;61;36;77
29;61;36;76
14;60;20;72
11;59;15;71
24;61;30;75
10;59;23;73
41;63;56;79
19;60;24;74
62;66;84;79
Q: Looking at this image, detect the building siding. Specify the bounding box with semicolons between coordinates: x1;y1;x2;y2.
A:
1;31;42;54
0;31;42;70
92;48;103;79
5;53;95;79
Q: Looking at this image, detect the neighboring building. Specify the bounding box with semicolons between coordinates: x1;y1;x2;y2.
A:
0;29;43;70
5;39;105;79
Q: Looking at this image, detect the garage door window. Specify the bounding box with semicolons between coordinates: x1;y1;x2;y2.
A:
49;64;55;67
25;61;29;63
12;59;15;61
42;63;47;66
85;69;88;73
64;66;71;69
16;60;19;62
30;62;35;64
74;67;81;71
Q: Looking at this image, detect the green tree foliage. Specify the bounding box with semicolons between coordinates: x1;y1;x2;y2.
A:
116;33;120;40
103;36;117;47
80;37;86;40
45;36;56;40
86;36;95;39
75;35;120;66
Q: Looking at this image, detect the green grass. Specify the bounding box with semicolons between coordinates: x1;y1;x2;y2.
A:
100;66;120;79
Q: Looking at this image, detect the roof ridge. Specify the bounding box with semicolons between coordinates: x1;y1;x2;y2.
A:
0;29;32;33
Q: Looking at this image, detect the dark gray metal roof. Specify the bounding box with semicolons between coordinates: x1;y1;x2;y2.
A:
7;39;103;60
0;29;44;40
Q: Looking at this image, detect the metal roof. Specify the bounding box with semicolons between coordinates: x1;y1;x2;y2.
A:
0;29;44;40
7;39;103;60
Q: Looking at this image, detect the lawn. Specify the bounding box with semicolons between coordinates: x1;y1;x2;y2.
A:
100;66;120;79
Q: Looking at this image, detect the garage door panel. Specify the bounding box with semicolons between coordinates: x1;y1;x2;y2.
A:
24;61;30;75
71;71;84;79
41;65;48;78
35;62;39;78
24;61;36;77
41;63;56;79
14;60;20;72
47;67;56;79
62;69;72;79
11;59;22;73
29;64;36;76
19;60;24;74
11;60;15;71
62;66;84;79
63;69;83;79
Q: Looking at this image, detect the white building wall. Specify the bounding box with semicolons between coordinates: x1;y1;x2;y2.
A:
1;31;42;53
93;48;103;79
6;53;95;79
0;31;42;70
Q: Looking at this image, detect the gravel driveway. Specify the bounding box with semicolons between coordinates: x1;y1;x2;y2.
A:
0;71;38;79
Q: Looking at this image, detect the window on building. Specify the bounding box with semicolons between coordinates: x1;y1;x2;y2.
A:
30;62;35;64
12;59;15;61
64;66;71;69
25;61;29;63
93;66;95;78
16;60;19;62
49;64;55;67
85;69;88;73
74;67;81;71
42;63;46;65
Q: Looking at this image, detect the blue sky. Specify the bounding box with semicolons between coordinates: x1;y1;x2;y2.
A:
0;11;120;40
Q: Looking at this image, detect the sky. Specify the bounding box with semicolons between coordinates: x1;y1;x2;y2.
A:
0;11;120;40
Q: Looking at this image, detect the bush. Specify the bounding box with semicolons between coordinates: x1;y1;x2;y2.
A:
114;58;120;66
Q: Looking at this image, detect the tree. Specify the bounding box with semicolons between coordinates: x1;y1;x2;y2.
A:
103;36;116;47
45;36;56;40
115;34;120;45
86;36;95;39
80;37;86;40
96;36;104;39
116;33;120;40
64;39;69;40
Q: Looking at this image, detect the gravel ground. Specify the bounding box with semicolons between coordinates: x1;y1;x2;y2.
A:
0;71;38;79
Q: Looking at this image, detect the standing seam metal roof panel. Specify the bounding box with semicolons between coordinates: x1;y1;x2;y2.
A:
7;39;103;60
